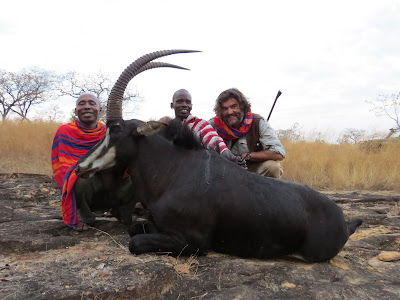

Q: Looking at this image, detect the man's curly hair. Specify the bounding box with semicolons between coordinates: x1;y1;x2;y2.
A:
213;88;251;118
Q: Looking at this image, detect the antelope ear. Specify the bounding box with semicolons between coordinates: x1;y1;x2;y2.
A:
136;121;167;136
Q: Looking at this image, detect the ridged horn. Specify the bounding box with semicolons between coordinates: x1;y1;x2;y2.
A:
107;49;200;121
135;62;190;76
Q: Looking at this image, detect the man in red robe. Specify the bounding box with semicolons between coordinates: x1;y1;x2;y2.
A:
51;93;135;230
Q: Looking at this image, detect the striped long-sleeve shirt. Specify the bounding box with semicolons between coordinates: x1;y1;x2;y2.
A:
184;115;228;153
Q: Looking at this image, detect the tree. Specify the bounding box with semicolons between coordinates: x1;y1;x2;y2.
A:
34;104;66;122
57;71;142;121
338;128;366;144
368;92;400;129
0;69;142;122
0;68;57;121
0;70;16;120
276;123;302;142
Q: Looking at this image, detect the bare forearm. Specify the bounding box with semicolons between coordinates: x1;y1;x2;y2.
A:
241;149;284;162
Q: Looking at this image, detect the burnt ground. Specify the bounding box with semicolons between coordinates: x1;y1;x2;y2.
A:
0;173;399;300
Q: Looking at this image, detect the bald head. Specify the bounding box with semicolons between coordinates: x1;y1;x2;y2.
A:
75;92;102;128
171;89;192;121
172;89;192;102
76;92;101;108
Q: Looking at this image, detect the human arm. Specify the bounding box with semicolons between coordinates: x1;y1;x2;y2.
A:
220;148;247;168
187;116;246;167
243;118;285;162
207;117;247;167
51;126;68;188
241;149;284;162
208;118;216;128
51;133;61;187
186;116;228;153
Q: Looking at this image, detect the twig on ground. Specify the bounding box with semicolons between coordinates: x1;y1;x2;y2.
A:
88;226;126;251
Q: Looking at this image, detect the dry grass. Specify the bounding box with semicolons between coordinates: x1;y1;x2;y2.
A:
0;120;60;176
281;139;400;191
165;254;199;277
1;120;399;191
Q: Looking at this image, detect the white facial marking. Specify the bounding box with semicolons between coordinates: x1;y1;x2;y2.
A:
91;146;117;170
78;129;115;171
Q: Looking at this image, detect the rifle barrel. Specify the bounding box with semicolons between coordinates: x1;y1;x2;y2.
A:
267;90;282;121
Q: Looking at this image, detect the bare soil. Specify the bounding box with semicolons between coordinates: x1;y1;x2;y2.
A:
0;173;399;300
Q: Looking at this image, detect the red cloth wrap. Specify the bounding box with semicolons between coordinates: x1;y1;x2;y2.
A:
213;110;254;143
51;120;106;228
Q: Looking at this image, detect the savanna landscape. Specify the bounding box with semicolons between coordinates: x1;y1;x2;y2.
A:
0;120;399;299
2;0;400;298
1;120;400;190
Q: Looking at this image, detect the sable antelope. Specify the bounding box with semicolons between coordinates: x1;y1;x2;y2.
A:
76;50;362;262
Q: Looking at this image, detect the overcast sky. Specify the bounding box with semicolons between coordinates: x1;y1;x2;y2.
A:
1;0;399;139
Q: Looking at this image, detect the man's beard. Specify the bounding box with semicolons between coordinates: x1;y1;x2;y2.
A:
223;111;245;128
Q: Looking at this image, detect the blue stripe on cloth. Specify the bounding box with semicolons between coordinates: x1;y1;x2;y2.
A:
58;137;99;150
61;167;75;190
59;134;103;145
52;141;59;150
59;150;82;159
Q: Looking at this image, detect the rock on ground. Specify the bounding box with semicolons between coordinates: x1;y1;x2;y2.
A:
0;173;399;300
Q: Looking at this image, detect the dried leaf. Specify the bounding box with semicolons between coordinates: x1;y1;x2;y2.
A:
281;282;296;288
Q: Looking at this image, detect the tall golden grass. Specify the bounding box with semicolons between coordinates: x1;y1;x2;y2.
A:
1;120;399;191
0;120;60;175
281;139;400;191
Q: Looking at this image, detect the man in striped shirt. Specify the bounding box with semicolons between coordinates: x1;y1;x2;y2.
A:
161;89;245;165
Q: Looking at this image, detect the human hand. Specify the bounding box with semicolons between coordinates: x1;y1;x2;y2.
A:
236;156;248;169
241;152;251;161
221;150;248;169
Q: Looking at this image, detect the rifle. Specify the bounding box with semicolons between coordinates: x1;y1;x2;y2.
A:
267;90;282;121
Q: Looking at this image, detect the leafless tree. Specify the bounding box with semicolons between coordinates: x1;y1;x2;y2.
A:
0;68;57;121
57;71;111;100
276;122;303;142
1;69;142;122
57;71;142;121
368;92;400;129
34;104;66;122
0;70;18;120
338;128;366;144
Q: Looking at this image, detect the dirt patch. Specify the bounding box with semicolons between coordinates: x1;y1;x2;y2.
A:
1;173;399;299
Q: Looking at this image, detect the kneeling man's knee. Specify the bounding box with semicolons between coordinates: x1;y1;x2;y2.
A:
256;160;283;178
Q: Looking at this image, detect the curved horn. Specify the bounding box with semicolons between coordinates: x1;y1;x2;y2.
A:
135;62;190;75
107;49;200;121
